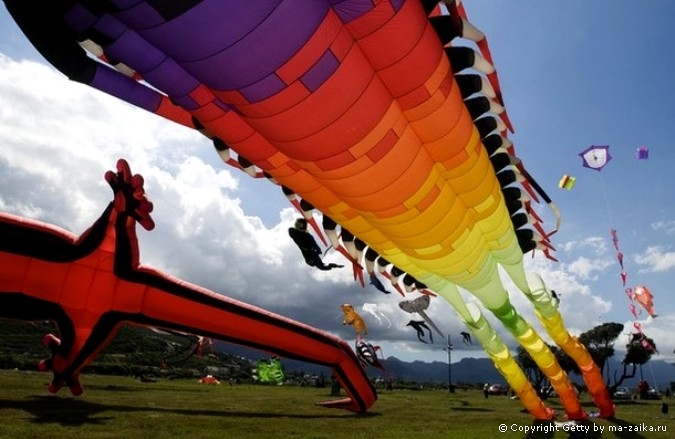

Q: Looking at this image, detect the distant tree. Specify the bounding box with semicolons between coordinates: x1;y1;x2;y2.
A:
551;344;580;376
516;346;546;390
515;323;631;395
624;333;657;364
578;322;624;380
516;344;573;394
613;333;657;389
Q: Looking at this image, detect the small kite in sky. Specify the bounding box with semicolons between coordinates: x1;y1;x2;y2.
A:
625;287;634;301
341;304;368;337
632;285;656;318
460;331;473;344
558;174;576;190
579;145;612;171
406;320;433;344
635;146;649;160
399;295;444;339
611;229;620;252
368;273;392;295
629;303;639;319
355;340;384;370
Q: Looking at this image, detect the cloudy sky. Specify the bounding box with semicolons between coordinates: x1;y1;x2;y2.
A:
1;2;674;369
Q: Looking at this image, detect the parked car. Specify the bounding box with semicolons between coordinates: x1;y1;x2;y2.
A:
487;384;508;395
613;386;633;400
646;388;661;400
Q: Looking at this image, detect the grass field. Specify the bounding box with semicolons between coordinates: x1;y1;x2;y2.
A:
0;370;672;438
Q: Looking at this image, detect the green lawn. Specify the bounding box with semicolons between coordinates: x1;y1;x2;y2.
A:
0;370;672;438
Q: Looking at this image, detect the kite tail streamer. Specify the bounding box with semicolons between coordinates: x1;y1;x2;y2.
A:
462;303;554;420
539;312;615;418
489;299;585;420
525;274;615;418
433;283;553;420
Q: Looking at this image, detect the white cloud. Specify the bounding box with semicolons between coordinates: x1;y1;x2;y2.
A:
650;220;675;236
562;256;613;281
559;236;608;255
633;246;675;273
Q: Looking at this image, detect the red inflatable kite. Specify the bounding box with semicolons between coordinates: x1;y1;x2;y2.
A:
0;159;376;412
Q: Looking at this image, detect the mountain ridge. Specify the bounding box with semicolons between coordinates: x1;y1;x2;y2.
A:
219;342;675;390
1;319;673;390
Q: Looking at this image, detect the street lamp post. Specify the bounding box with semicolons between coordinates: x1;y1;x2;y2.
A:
447;333;454;393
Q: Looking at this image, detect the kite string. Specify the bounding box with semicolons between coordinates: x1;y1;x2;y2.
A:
601;170;635;324
596;172;615;226
648;362;659;391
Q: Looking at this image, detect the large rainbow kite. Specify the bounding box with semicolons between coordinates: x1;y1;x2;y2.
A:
2;0;614;419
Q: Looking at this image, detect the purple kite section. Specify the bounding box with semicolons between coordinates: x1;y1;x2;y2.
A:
330;0;375;23
59;1;404;106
